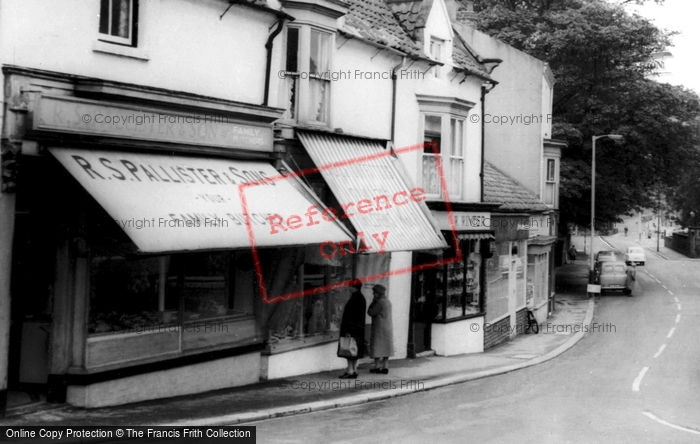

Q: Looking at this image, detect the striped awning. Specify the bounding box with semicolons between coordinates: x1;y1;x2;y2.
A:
458;232;496;241
297;131;447;253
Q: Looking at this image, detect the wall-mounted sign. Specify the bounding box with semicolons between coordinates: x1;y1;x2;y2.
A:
34;95;273;152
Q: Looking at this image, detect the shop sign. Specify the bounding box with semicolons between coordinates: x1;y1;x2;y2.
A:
49;148;351;253
432;211;490;231
34;95;273;151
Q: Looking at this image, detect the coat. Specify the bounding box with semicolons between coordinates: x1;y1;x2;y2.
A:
368;295;394;358
338;290;366;358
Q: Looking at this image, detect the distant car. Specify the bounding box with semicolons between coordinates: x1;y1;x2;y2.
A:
595;250;618;263
625;247;646;266
596;261;634;295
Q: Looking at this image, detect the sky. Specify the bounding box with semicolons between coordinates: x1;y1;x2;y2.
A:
627;0;700;93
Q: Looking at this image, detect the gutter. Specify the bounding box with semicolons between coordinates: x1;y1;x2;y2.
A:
391;56;406;142
480;82;497;202
263;17;290;106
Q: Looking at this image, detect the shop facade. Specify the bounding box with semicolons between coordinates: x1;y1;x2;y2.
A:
1;67;368;408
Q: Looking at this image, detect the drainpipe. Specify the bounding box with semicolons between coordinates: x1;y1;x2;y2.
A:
391;56;406;143
480;82;496;202
263;18;287;107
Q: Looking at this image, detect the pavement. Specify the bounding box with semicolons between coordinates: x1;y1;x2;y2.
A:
2;254;594;431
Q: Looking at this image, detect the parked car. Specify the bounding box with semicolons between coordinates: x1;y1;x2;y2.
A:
625;246;646;266
596;261;635;295
594;250;619;279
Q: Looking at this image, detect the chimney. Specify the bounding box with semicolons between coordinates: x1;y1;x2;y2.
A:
457;0;478;29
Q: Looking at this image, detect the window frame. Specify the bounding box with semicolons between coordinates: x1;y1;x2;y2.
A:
421;113;466;199
98;0;138;47
430;37;444;78
282;25;333;125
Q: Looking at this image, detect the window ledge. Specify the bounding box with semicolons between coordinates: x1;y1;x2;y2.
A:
93;40;149;61
434;312;485;324
263;334;337;355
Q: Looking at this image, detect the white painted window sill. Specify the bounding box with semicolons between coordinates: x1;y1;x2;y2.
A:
93;40;149;61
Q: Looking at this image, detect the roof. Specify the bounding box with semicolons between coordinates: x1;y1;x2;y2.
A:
341;0;429;59
452;41;492;80
483;162;549;212
384;0;433;38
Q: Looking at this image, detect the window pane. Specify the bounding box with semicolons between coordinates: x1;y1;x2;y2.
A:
89;254;178;334
544;182;555;205
425;115;441;134
546;159;555;181
309;79;329;123
310;30;330;73
286;28;299;72
181;252;231;322
111;0;131;38
450;158;463;198
99;0;110;34
422;155;441;195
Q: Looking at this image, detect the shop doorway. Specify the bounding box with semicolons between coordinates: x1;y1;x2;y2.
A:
409;253;440;355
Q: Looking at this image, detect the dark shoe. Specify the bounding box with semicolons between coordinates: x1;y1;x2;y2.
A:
379;368;389;375
350;373;358;379
339;372;352;379
369;368;380;373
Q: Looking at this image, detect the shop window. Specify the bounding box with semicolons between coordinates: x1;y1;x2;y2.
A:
99;0;137;46
429;239;483;321
282;26;332;124
266;246;354;346
86;212;254;335
422;114;466;199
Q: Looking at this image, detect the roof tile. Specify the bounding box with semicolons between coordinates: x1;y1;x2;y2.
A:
484;162;548;212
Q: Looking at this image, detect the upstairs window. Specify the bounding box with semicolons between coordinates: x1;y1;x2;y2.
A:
544;158;557;206
283;27;332;125
422;115;465;199
430;38;444;78
99;0;137;46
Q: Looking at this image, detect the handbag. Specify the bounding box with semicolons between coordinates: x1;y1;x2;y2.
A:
337;335;358;358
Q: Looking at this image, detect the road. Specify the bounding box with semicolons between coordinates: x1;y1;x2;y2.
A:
253;234;700;443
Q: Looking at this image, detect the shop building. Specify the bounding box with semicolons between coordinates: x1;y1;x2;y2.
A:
0;0;368;412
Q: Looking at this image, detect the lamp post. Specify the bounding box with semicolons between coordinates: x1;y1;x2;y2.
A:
590;134;624;283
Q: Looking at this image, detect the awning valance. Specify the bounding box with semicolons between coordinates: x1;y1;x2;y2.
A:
297;131;447;252
457;233;496;241
49;148;353;253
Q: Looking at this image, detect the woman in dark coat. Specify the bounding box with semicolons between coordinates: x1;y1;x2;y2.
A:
368;284;394;374
338;280;366;379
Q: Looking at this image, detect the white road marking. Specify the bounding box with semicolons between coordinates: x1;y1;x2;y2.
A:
633;367;649;392
655;279;661;284
678;303;682;311
643;411;700;436
653;344;667;358
667;328;675;338
669;290;674;295
674;297;679;303
661;285;667;289
676;314;681;324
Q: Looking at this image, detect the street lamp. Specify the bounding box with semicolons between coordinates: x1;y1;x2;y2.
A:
590;134;624;283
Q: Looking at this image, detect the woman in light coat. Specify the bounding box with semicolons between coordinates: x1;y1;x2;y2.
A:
368;284;394;374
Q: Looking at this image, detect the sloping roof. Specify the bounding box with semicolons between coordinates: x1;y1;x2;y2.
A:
384;0;433;38
452;42;492;80
341;0;429;59
483;162;548;212
239;0;290;16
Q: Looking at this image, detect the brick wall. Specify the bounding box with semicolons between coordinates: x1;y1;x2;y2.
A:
515;308;528;337
484;316;510;350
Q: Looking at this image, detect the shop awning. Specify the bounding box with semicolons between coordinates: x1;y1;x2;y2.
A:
457;233;496;241
49;148;353;253
297;131;447;252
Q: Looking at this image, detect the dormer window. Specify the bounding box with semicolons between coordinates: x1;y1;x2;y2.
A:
99;0;137;46
430;37;444;78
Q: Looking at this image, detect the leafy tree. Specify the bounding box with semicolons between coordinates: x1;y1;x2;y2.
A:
470;0;700;231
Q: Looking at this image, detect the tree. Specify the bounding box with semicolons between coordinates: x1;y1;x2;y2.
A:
471;0;700;231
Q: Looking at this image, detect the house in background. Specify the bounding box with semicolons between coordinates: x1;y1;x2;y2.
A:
452;1;567;328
